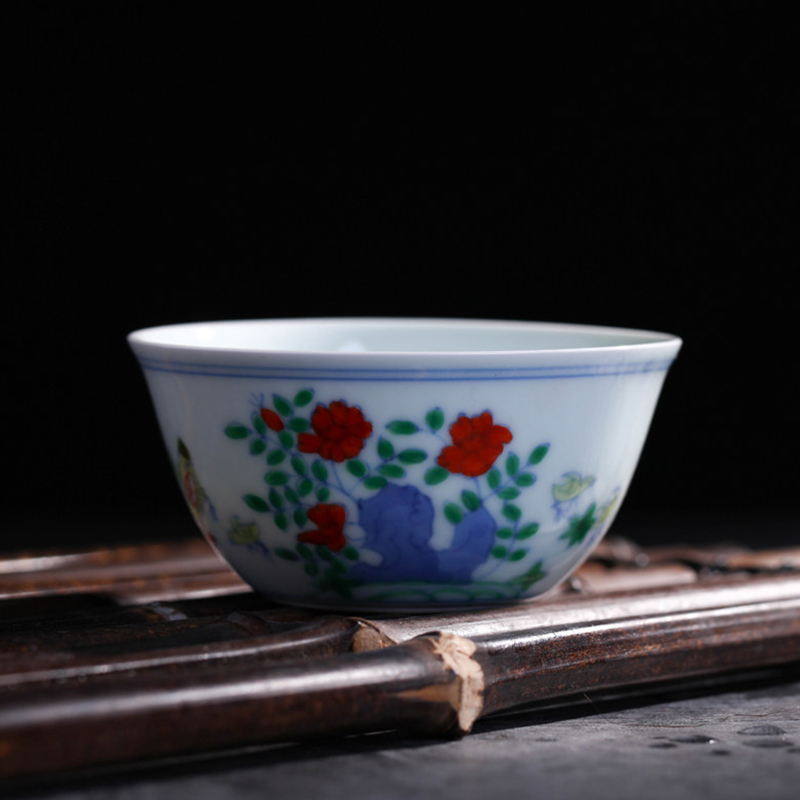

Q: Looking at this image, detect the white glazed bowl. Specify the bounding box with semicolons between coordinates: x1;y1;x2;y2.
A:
128;318;681;611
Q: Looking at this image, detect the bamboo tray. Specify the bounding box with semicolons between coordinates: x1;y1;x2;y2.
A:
2;534;800;781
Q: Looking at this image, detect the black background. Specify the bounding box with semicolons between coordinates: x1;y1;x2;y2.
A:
6;4;797;552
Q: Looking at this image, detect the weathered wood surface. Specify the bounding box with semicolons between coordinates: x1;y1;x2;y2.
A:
2;536;800;780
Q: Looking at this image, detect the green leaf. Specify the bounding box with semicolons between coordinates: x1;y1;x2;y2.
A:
497;487;520;501
224;424;249;440
378;464;405;478
298;478;314;497
268;489;284;509
290;456;306;475
274;512;289;530
502;503;522;521
560;504;598;547
444;503;464;524
506;454;520;476
398;449;427;465
529;444;550;465
342;545;359;561
294;508;307;527
346;459;367;478
377;438;395;459
267;450;286;466
283;486;299;505
425;408;445;431
517;522;539;540
243;494;269;513
249;439;267;456
316;487;330;502
289;418;310;433
491;545;508;559
512;560;546;589
461;490;481;511
424;466;449;485
293;389;314;407
296;542;313;561
278;431;294;449
509;549;527;562
304;562;319;577
487;469;502;490
315;546;333;562
364;476;388;490
496;527;514;539
514;473;535;487
386;420;419;435
264;470;289;486
275;547;299;561
273;394;292;416
311;461;328;481
252;414;267;435
317;570;363;598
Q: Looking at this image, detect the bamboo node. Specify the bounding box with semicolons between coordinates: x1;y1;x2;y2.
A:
428;631;485;733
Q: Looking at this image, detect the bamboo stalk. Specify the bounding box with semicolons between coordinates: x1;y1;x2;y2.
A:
0;616;361;688
1;574;800;778
0;539;225;579
475;593;800;716
0;634;463;779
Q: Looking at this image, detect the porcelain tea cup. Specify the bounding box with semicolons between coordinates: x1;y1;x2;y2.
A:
128;317;681;611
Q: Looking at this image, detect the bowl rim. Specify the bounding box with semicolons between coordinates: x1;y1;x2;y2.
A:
128;317;682;360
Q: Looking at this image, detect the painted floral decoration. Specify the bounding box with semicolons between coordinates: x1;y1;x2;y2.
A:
298;401;373;463
259;408;285;432
298;503;347;552
437;411;513;477
208;388;608;603
176;438;216;534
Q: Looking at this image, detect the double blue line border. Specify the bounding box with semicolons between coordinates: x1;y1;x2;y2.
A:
136;356;676;382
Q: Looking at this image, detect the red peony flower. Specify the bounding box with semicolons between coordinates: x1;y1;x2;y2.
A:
297;401;373;462
259;408;284;431
437;411;513;477
298;503;347;552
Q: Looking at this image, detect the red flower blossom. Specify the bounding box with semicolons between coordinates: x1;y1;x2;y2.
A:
437;411;513;477
298;401;373;462
298;503;347;552
259;407;284;431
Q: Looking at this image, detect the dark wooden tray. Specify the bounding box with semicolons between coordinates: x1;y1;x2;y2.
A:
2;535;800;781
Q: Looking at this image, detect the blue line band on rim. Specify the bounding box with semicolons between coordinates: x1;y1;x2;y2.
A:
135;356;676;381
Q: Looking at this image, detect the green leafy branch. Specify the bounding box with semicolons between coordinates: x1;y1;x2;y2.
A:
451;443;550;573
370;406;553;573
224;391;362;572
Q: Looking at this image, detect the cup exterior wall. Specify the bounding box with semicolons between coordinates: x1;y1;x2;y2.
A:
134;348;675;610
